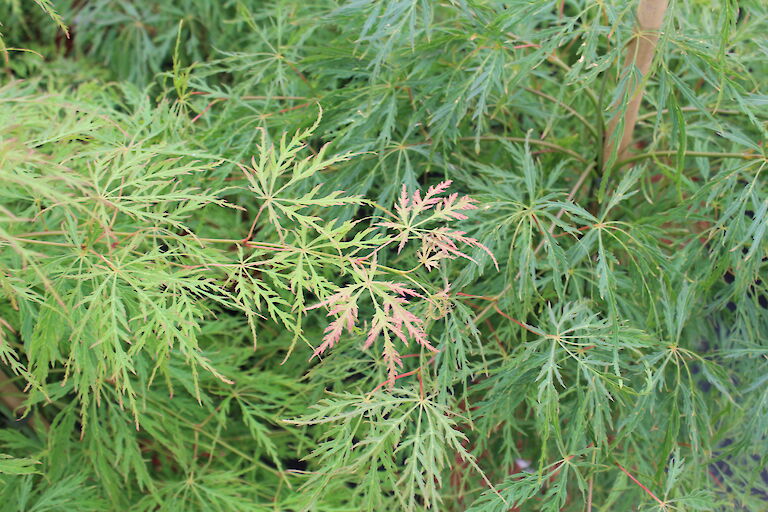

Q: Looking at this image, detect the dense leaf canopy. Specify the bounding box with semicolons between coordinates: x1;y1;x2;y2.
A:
0;1;766;510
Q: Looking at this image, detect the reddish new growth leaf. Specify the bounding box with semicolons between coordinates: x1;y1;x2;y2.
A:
379;180;499;270
309;276;436;386
309;182;496;387
363;283;433;352
307;287;360;358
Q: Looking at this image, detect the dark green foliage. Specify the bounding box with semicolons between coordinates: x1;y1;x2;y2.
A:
1;0;766;510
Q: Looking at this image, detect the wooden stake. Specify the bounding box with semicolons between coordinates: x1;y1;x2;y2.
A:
603;0;669;167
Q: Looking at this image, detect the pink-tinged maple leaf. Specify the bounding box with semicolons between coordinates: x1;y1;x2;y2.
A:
448;230;499;270
395;184;411;217
308;287;359;359
411;180;452;212
381;336;403;386
313;317;345;357
364;310;387;350
418;228;499;271
383;282;424;298
373;220;409;252
305;288;349;312
437;192;479;220
381;294;437;353
379;180;498;271
309;277;435;365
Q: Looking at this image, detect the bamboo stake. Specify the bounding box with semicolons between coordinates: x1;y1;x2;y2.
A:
603;0;669;167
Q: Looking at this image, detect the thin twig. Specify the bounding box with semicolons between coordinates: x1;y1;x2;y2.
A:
399;136;589;164
616;149;764;168
458;136;589;164
524;87;598;138
368;368;422;395
635;106;741;122
615;462;666;507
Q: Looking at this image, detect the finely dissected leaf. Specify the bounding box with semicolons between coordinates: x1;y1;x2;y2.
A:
0;0;766;510
0;455;40;475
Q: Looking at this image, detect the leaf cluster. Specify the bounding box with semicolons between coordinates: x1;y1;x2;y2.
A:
1;1;767;510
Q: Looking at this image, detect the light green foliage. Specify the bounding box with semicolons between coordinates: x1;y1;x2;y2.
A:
0;453;39;475
0;0;766;510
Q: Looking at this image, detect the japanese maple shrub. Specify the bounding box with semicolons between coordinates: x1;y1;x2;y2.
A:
0;1;766;511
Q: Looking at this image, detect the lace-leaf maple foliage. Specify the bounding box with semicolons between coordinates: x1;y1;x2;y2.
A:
1;1;767;511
